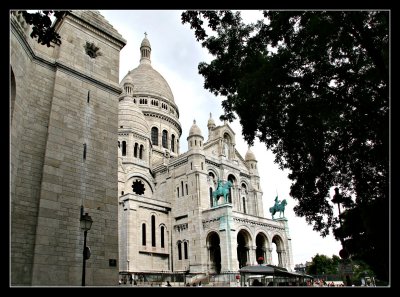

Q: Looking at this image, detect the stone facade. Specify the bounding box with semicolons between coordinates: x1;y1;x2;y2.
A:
10;10;294;286
117;35;294;278
10;11;126;286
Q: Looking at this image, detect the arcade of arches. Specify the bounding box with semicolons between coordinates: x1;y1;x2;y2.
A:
206;229;288;273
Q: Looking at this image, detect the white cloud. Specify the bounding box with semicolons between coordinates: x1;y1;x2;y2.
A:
101;10;342;265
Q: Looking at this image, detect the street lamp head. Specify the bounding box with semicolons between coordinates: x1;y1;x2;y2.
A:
332;187;342;204
334;187;340;195
80;212;93;231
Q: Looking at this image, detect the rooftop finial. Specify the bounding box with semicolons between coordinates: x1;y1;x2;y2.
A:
209;112;212;118
193;119;196;124
140;33;151;64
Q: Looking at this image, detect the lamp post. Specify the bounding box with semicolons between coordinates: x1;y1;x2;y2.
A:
80;207;93;286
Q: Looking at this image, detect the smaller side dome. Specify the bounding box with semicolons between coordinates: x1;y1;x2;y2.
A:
189;119;202;137
123;75;134;85
119;98;149;136
123;75;134;96
245;147;257;161
207;112;216;128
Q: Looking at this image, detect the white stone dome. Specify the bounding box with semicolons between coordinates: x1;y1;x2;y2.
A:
119;97;149;136
141;36;151;48
121;64;174;103
123;74;134;85
189;119;202;137
120;34;175;103
245;147;257;161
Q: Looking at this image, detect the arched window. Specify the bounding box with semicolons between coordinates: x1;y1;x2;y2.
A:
242;197;247;214
178;242;182;260
139;144;144;159
142;223;146;246
223;133;231;158
151;127;158;146
186;184;188;195
162;130;168;148
122;141;127;156
161;226;165;248
184;241;188;259
177;187;179;198
209;172;215;184
210;187;213;207
181;181;184;196
171;134;175;152
151;215;156;247
134;143;138;158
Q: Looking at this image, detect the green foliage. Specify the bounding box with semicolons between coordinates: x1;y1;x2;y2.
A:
182;10;389;281
306;254;340;275
307;254;376;285
350;259;375;285
18;11;66;47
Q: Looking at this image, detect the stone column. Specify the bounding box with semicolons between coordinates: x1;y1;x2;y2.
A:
249;246;257;265
277;249;283;267
261;247;267;264
268;248;273;265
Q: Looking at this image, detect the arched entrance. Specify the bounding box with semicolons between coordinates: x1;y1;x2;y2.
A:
255;233;268;264
271;235;285;267
207;232;221;274
237;229;251;268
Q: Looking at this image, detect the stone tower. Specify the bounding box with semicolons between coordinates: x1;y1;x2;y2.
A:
10;11;126;286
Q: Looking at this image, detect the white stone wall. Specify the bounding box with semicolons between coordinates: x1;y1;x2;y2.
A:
10;11;125;286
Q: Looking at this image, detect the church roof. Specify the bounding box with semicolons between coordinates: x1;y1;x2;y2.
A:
141;36;151;48
119;97;149;136
120;34;175;103
207;112;216;127
189;119;202;137
245;147;257;161
71;11;126;45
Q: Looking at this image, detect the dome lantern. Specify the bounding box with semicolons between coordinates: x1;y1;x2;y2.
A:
140;32;151;65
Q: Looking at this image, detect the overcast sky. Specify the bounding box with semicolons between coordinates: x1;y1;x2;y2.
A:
100;10;342;265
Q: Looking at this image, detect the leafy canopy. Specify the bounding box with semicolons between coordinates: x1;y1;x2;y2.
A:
182;10;389;281
18;11;66;47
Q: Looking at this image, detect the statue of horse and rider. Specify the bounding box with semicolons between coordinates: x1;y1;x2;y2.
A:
269;196;287;219
212;180;233;206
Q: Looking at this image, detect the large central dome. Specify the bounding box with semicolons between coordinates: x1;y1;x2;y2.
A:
120;35;174;103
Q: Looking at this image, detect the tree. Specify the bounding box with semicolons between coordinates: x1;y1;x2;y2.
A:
18;10;66;47
182;11;389;281
306;254;340;275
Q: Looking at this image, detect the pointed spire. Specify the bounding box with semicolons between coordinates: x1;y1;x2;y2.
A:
140;32;151;65
207;112;216;128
